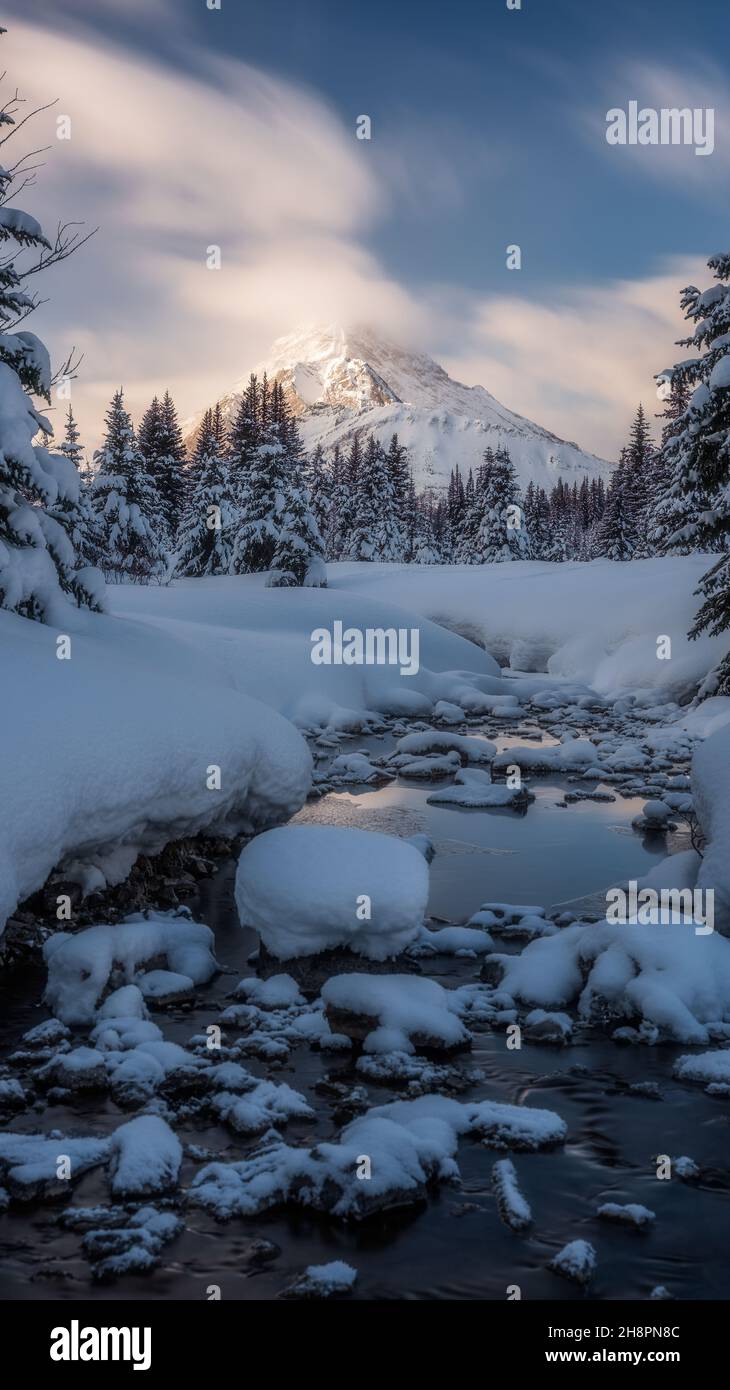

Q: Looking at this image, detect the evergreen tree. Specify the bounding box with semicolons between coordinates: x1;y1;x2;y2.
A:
0;39;102;620
336;431;364;556
466;447;530;562
48;405;99;570
348;434;404;560
325;443;347;560
525;482;557;559
653;252;730;693
175;409;236;576
270;475;325;586
593;454;636;560
625;404;655;555
305;441;329;539
90;388;167;582
137;391;187;538
230;381;322;583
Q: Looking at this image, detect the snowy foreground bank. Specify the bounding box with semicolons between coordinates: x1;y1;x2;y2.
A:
2;555;730;939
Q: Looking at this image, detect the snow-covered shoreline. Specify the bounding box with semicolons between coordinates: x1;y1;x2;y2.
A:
3;556;730;943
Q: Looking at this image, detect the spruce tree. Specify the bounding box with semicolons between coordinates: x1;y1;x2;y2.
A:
175;409;236;576
348;434;403;561
469;447;530;562
593;454;636;560
48;405;99;570
0;39;102;619
654;253;730;693
230;379;322;583
325;443;347;560
270;476;325;586
90;389;167;582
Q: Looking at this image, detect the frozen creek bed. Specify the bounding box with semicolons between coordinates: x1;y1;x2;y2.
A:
0;708;729;1302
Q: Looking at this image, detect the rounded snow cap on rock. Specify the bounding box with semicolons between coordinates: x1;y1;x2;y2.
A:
234;825;429;961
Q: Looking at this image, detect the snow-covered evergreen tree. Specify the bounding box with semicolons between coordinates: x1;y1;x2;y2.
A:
650;253;730;692
227;374;261;505
138;390;187;535
348;434;404;561
0;46;103;619
304;441;330;541
623;405;655;556
323;443;346;560
270;475;325;586
47;404;99;570
593;454;636;560
175;408;236;576
462;447;530;563
230;378;322;583
90;389;168;582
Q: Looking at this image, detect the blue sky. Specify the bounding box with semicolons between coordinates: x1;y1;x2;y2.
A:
3;0;728;455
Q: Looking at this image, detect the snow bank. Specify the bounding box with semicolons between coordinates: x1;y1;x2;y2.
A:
107;578;507;731
0;604;311;935
492;916;730;1043
327;556;730;700
235;825;428;960
693;722;730;935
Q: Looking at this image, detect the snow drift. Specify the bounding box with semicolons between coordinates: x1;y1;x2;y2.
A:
0;604;311;936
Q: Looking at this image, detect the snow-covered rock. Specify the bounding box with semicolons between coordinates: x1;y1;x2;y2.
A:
188;1093;566;1221
211;1079;313;1134
285;1260;357;1299
235;825;428;961
549;1239;596;1285
597;1201;655;1229
492;1158;532;1231
694;722;730;936
490;913;730;1043
321;974;470;1053
44;915;219;1025
0;1133;110;1201
108;1116;182;1197
427;767;534;809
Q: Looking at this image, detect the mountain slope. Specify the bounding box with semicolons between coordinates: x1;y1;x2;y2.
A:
183;323;613;493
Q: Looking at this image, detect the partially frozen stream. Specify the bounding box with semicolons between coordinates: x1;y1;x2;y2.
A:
1;717;729;1302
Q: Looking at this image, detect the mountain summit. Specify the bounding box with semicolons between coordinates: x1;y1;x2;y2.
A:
184;323;612;492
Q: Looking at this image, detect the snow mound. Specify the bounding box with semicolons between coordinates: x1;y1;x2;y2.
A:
286;1260;358;1299
109;1115;182;1197
0;604;311;935
44;913;219;1025
321;974;470;1053
549;1239;596;1285
235;825;428;961
693;722;730;935
427;767;534;809
492;1158;532;1230
492;914;730;1043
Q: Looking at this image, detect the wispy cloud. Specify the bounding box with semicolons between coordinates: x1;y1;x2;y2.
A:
0;16;715;464
584;56;730;184
444;256;707;459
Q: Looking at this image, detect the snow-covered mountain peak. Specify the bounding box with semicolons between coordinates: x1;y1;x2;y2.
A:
186;322;614;494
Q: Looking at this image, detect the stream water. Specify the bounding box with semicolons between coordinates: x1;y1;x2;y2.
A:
1;722;729;1302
